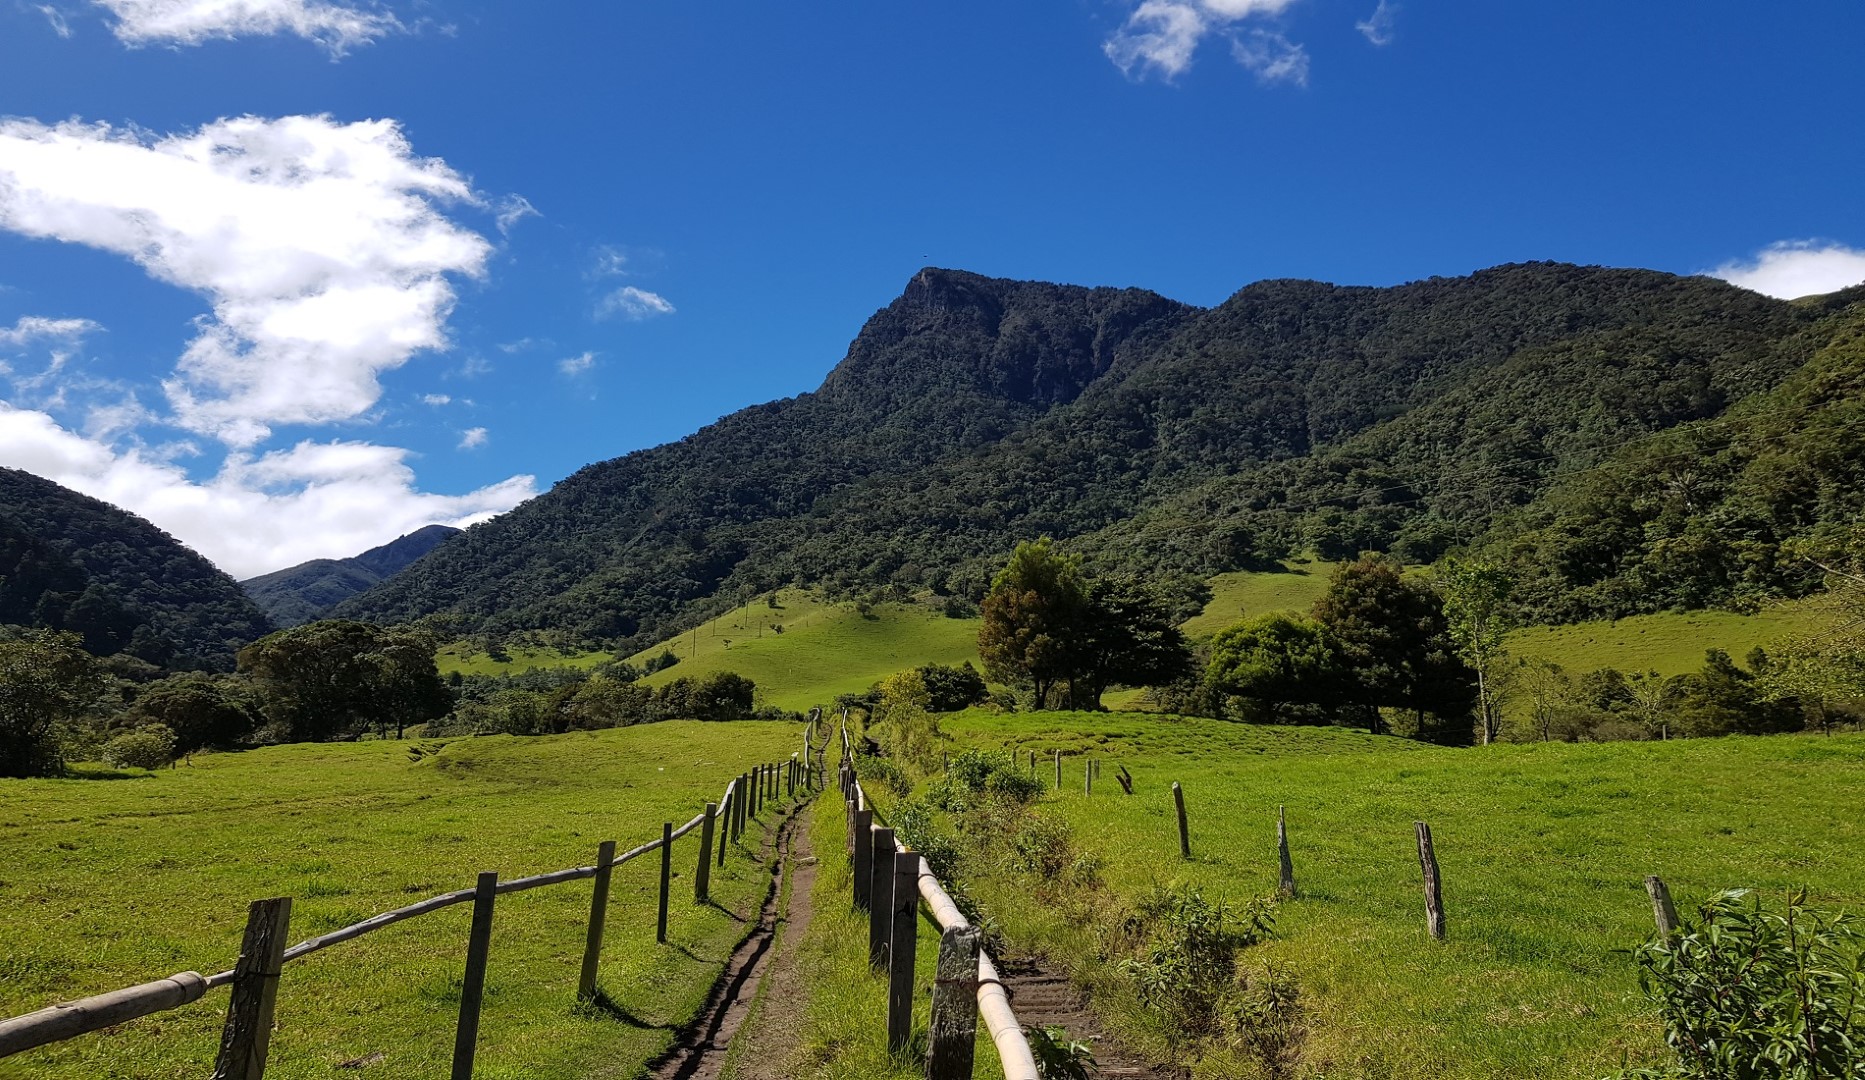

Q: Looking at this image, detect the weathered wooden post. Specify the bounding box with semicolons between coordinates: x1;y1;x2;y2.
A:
1277;805;1296;898
1646;876;1679;938
926;925;982;1079
1172;781;1190;859
751;765;761;818
695;804;716;902
450;872;498;1080
852;808;874;910
657;822;673;944
1416;822;1445;940
868;827;897;966
577;841;617;1000
1085;758;1093;796
886;851;919;1054
1054;749;1061;789
211;896;291;1080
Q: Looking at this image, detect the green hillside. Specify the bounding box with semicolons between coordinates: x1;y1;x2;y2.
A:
1505;599;1826;677
0;721;806;1080
891;712;1865;1079
1179;560;1342;638
627;589;981;712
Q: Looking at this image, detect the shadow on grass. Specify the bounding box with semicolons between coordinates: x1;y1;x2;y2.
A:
59;765;155;781
578;989;673;1031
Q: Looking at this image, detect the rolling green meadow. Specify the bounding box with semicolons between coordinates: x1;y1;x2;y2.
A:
0;722;807;1080
896;711;1865;1079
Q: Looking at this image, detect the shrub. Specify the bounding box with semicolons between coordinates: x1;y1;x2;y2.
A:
855;756;913;798
1026;1025;1095;1080
1116;884;1276;1042
917;662;988;712
927;748;1042;812
1620;889;1864;1079
102;725;178;770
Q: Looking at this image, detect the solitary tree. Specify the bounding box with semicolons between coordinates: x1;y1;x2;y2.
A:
1437;557;1515;744
1066;576;1193;709
979;539;1088;709
1314;554;1476;742
1205;613;1343;723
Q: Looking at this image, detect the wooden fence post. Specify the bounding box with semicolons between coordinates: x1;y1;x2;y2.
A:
577;841;616;1000
1172;781;1190;859
927;925;981;1079
718;791;731;868
750;766;761;819
886;851;919;1055
1646;876;1679;938
1054;749;1061;789
852;808;874;910
450;872;498;1080
657;822;673;944
1085;758;1093;796
1277;806;1296;898
210;896;291;1080
1415;822;1445;940
868;827;897;966
695;804;716;903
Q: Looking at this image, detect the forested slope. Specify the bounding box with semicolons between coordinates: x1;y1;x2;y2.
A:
341;263;1857;648
242;523;460;627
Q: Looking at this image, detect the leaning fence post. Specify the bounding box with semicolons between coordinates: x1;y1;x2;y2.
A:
852;808;874;910
1415;822;1445;940
885;851;919;1055
868;827;897;966
1167;782;1189;859
657;822;673;944
210;896;291;1080
1646;875;1679;938
695;803;716;902
1277;805;1296;898
927;925;982;1079
450;872;498;1080
718;790;731;868
577;841;616;1000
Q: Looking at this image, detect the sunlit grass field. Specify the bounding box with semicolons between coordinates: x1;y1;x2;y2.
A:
912;712;1865;1079
1180;561;1344;639
1504;598;1824;677
434;642;615;677
0;722;808;1080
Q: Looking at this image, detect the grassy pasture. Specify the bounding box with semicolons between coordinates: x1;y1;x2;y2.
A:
1179;562;1343;639
434;642;614;677
920;712;1865;1079
0;722;806;1080
1504;599;1825;677
626;590;982;712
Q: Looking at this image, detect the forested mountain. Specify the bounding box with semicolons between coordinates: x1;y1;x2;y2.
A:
339;263;1862;647
0;468;273;668
242;524;460;627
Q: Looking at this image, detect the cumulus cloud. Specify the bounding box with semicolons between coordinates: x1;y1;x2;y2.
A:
457;426;487;449
1231;29;1309;85
1105;0;1302;81
597;285;674;322
558;351;595;376
93;0;401;56
0;403;534;577
0;114;493;448
1710;241;1865;300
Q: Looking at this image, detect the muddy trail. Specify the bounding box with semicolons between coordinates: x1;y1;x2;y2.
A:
643;799;812;1080
996;956;1186;1080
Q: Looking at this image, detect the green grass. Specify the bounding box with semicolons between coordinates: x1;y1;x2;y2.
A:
628;589;983;713
1180;561;1344;640
0;722;809;1080
435;642;614;677
911;712;1865;1079
1504;598;1826;677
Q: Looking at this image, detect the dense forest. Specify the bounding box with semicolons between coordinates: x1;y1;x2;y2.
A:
0;468;272;669
340;263;1864;650
241;524;460;627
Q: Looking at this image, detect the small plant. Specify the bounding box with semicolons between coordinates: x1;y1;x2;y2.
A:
1618;888;1864;1079
102;725;178;770
1027;1024;1096;1080
1116;884;1277;1041
927;748;1042;812
854;755;913;797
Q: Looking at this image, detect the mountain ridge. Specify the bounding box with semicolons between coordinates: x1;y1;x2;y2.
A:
242;523;461;628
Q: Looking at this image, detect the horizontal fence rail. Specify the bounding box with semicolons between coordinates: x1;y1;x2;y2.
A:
0;734;823;1071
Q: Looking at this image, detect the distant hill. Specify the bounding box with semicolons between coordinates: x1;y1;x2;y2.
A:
242;524;460;627
0;468;273;669
339;262;1864;647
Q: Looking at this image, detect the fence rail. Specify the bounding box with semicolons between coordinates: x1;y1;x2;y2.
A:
0;710;826;1074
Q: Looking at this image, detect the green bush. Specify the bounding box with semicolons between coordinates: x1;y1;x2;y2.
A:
1115;884;1276;1042
1620;889;1864;1079
854;756;913;798
102;725;178;770
926;747;1042;811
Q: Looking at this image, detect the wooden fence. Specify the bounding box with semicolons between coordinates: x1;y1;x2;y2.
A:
0;720;826;1078
836;720;1040;1080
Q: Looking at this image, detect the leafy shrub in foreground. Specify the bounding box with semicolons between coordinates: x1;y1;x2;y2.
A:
102;724;178;770
1619;889;1864;1080
926;747;1042;811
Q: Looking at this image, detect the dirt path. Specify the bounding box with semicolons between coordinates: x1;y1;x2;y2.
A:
996;955;1186;1080
644;800;813;1080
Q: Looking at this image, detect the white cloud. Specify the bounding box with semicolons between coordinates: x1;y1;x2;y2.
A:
39;5;73;37
557;351;595;376
457;426;487;449
93;0;400;56
1356;0;1395;46
1710;241;1865;300
1231;29;1308;85
597;285;674;322
1105;0;1301;81
0;114;493;448
0;315;101;348
494;194;538;236
420;393;450;405
0;403;534;577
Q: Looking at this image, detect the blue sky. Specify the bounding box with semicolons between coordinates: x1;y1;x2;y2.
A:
0;0;1861;577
